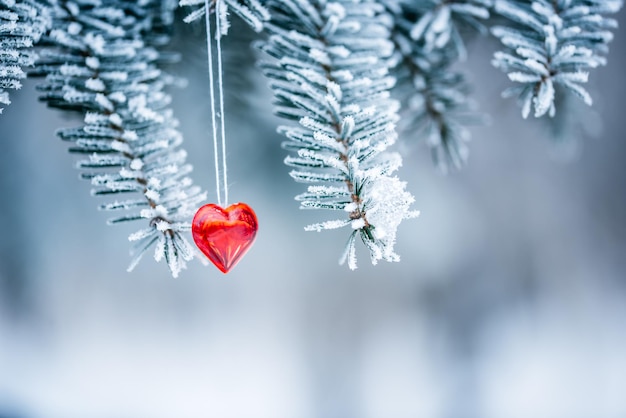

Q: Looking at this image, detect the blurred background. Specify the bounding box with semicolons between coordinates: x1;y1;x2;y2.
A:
1;8;625;418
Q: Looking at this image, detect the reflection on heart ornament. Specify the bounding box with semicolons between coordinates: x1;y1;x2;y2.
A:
192;203;258;273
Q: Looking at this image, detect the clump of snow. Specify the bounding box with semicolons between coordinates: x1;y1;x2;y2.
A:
362;176;420;263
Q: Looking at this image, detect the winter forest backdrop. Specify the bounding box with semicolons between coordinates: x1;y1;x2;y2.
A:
1;1;626;417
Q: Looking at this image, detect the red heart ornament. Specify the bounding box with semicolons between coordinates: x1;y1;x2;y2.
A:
191;203;259;274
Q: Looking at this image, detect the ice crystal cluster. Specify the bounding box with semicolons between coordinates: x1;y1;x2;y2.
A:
1;0;622;275
34;0;206;277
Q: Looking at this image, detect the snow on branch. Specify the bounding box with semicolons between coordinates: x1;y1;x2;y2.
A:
33;0;206;277
0;0;50;114
491;0;622;118
179;0;269;32
258;0;419;270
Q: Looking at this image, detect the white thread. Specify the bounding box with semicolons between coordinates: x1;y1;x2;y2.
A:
216;0;228;205
205;0;229;206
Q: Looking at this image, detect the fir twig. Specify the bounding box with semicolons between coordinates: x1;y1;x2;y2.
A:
259;0;419;269
33;0;206;277
491;0;623;118
388;0;489;171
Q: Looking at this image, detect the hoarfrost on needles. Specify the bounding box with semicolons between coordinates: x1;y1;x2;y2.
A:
491;0;621;117
260;0;419;268
35;0;205;277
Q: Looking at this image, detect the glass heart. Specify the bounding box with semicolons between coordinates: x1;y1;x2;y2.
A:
191;203;258;273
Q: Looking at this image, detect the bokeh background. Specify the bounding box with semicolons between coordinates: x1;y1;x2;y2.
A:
1;9;625;418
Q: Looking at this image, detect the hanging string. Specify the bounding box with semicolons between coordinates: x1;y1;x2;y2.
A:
204;0;229;206
216;0;228;205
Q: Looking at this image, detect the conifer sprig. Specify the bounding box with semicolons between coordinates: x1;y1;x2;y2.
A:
34;0;206;277
387;0;488;171
258;0;419;269
491;0;622;118
0;0;50;114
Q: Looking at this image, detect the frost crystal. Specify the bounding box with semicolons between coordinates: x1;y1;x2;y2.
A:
388;0;488;171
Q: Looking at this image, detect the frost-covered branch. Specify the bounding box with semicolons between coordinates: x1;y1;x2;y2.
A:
491;0;622;118
258;0;419;269
398;0;492;60
387;0;489;171
0;0;50;114
33;0;206;277
178;0;269;32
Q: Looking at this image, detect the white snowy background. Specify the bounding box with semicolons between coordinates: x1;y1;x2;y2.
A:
1;9;625;418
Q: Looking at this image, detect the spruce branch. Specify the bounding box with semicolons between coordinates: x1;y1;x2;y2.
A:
33;0;206;277
491;0;622;118
0;0;50;114
258;0;419;270
387;0;488;171
394;44;475;171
